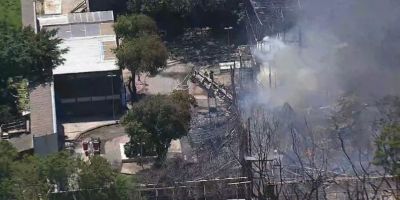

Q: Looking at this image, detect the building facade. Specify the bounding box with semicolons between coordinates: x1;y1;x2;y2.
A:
28;11;124;155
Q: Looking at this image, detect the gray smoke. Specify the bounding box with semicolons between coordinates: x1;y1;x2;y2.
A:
245;0;400;172
254;0;400;110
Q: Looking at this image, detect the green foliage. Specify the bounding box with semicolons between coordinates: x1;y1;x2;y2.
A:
0;25;67;123
77;156;117;199
0;141;17;199
0;27;68;84
127;0;192;16
123;120;155;157
11;156;50;200
7;77;29;112
0;0;21;28
127;0;242;16
114;14;167;102
374;124;400;176
0;141;17;180
122;91;195;163
116;35;168;75
0;142;143;199
0;105;15;124
42;151;78;190
114;14;158;39
171;89;197;109
115;32;168;101
127;0;245;32
78;156;116;189
23;28;69;83
114;175;146;200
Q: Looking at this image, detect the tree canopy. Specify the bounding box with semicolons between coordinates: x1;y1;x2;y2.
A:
127;0;242;17
115;35;168;76
0;26;67;124
0;0;21;29
0;141;142;200
114;14;168;101
374;124;400;176
122;90;195;164
0;27;67;84
126;0;244;36
114;14;158;39
127;0;193;16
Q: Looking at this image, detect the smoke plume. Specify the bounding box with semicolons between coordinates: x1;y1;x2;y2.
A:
254;0;400;110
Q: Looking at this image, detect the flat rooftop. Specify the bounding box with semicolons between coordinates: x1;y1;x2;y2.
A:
38;11;118;75
38;11;114;27
55;36;117;74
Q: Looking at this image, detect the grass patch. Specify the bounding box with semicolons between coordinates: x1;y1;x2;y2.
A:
0;0;22;28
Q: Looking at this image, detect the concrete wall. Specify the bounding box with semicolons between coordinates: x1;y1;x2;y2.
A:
33;134;59;155
29;82;58;155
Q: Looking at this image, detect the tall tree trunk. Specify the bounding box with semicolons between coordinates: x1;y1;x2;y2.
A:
128;71;137;103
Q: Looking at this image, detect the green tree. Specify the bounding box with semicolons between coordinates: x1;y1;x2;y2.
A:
374;124;400;176
127;0;193;16
42;151;78;191
0;142;141;200
122;91;194;164
11;156;50;200
0;105;15;124
78;156;117;199
0;27;67;84
0;141;17;179
127;0;244;34
0;0;21;29
115;35;168;101
0;141;18;199
123;120;154;158
0;26;67;123
170;89;197;110
25;28;68;83
113;175;146;200
114;14;158;39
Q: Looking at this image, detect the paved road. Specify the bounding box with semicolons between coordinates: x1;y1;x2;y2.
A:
123;59;192;99
73;124;127;167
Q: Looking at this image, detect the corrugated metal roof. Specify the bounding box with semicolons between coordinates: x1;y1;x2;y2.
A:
38;11;114;27
45;22;114;39
53;35;118;75
37;11;118;75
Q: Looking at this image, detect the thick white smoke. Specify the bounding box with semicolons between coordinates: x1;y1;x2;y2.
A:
254;0;400;110
244;0;400;167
